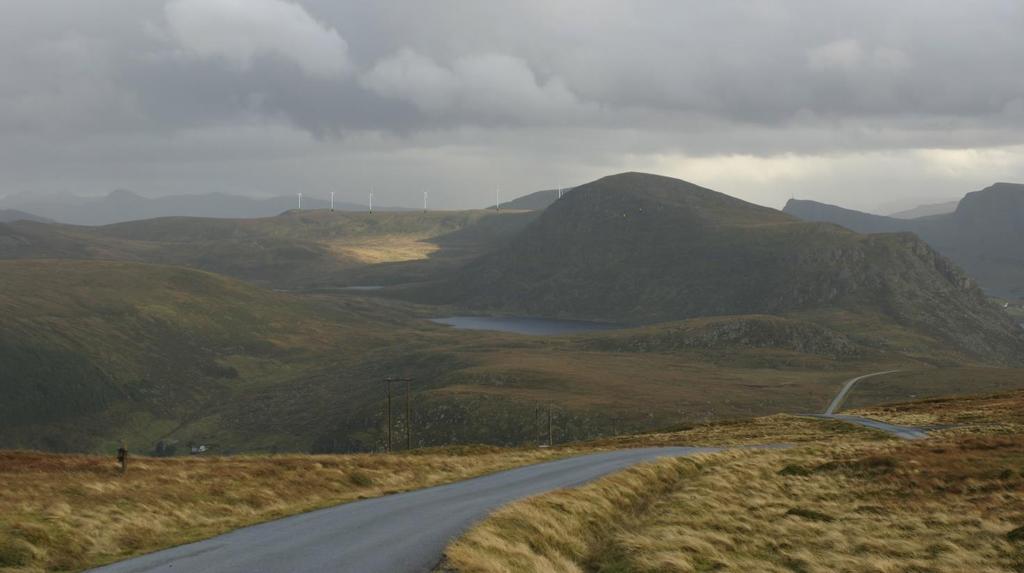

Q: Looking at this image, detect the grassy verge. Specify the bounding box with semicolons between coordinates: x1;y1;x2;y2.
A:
444;394;1024;572
0;446;578;572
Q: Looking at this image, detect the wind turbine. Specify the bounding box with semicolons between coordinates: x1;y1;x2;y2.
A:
369;190;373;214
297;192;302;210
423;191;428;213
330;191;335;212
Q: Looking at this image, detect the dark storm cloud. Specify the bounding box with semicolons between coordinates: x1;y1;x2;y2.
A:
0;0;1022;210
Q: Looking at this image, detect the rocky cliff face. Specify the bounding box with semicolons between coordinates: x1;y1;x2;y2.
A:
449;173;1024;364
784;182;1024;299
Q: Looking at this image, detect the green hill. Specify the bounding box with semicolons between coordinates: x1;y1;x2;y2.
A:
0;209;537;288
445;172;1024;364
0;260;370;451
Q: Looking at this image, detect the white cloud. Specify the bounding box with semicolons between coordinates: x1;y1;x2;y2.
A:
164;0;350;79
360;49;590;122
358;49;456;111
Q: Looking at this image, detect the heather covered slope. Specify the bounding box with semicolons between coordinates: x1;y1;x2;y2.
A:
0;260;373;452
448;173;1024;364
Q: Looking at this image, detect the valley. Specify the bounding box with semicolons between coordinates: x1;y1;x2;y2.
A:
1;173;1023;457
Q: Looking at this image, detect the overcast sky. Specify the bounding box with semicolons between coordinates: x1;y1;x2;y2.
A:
1;1;1022;212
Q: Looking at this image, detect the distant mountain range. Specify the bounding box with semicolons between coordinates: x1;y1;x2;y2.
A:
0;190;409;226
888;200;959;219
784;182;1024;299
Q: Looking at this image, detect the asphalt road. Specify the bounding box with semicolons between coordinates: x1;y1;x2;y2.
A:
817;370;928;440
88;446;717;573
824;370;902;415
829;414;928;440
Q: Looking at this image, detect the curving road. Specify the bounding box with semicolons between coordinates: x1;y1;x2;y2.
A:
828;414;928;440
817;370;928;440
88;447;717;573
824;370;902;415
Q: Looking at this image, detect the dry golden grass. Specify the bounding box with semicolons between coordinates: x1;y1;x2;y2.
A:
850;389;1024;435
328;234;440;264
443;454;714;573
0;446;579;573
592;413;888;448
0;414;873;573
446;395;1024;573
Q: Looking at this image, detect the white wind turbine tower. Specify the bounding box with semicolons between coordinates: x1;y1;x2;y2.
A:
297;192;302;210
369;190;373;213
330;191;335;211
423;191;428;212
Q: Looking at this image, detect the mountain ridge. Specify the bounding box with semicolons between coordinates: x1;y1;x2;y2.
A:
446;172;1024;364
784;182;1024;298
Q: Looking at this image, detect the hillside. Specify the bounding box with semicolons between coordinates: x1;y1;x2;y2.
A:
495;188;568;210
784;198;907;233
0;260;378;452
13;256;1014;456
785;182;1024;299
0;209;538;288
447;172;1024;364
0;259;877;454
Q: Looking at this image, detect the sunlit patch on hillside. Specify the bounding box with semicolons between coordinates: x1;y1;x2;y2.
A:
326;235;440;264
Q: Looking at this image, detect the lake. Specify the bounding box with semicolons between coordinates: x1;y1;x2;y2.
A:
430;316;622;336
